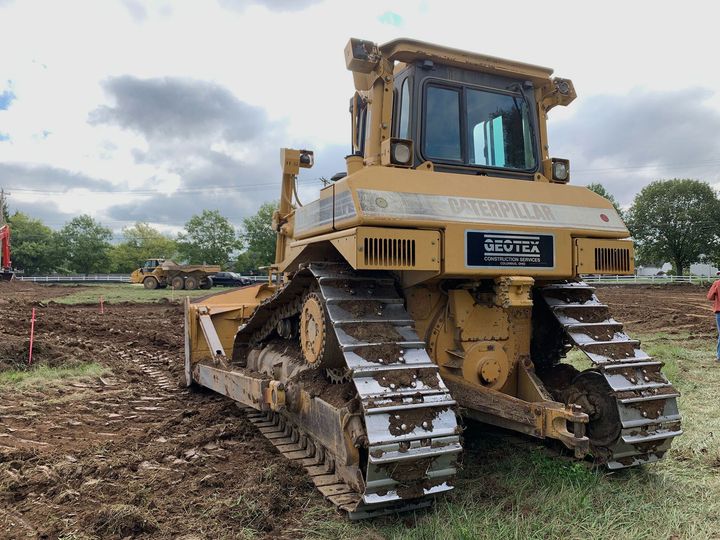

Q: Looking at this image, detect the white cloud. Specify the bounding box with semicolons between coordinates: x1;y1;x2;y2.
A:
0;0;719;230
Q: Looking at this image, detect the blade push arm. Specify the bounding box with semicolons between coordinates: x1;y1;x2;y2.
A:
274;148;313;264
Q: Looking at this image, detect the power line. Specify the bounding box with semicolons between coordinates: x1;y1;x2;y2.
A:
1;176;326;195
574;159;720;175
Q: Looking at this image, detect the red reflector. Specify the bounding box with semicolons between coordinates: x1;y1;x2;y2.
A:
600;213;609;222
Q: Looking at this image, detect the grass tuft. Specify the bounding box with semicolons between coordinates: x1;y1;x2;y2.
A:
0;362;106;385
92;503;159;536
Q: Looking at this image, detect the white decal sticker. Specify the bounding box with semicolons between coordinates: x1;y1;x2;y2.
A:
357;190;626;232
295;190;356;234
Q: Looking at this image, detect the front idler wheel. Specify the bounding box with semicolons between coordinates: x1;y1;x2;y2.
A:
565;370;621;452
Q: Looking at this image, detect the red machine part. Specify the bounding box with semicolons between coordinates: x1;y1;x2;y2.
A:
0;224;11;271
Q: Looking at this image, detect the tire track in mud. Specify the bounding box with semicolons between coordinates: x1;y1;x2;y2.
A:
115;346;179;392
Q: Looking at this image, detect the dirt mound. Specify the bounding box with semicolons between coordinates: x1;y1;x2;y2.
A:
0;281;85;302
0;334;94;372
0;280;43;293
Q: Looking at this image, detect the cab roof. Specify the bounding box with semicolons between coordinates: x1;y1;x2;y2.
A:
379;38;554;84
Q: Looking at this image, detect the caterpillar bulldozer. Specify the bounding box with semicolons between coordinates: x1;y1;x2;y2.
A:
184;38;682;518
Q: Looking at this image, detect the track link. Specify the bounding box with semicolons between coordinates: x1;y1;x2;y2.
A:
241;407;436;519
540;281;682;468
236;263;461;518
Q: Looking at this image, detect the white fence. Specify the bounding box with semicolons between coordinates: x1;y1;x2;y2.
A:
17;274;131;283
582;274;715;285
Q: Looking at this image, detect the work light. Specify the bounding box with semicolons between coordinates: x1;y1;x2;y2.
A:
551;158;570;182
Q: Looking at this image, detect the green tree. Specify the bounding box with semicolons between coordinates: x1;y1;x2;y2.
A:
177;209;239;266
626;179;720;275
109;222;178;273
586;183;624;219
235;202;277;274
58;215;113;273
7;212;60;274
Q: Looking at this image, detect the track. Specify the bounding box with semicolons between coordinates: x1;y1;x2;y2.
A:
540;282;683;468
234;263;461;518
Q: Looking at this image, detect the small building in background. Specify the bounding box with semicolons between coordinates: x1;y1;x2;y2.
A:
690;262;719;276
636;263;672;276
635;262;718;276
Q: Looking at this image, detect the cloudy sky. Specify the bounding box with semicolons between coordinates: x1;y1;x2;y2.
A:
1;0;720;237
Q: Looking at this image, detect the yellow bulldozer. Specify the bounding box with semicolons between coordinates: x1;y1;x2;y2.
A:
184;38;682;518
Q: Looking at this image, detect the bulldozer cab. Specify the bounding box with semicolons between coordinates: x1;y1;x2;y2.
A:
346;38;575;183
391;66;538;176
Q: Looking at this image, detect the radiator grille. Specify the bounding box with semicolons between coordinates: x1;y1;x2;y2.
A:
363;237;416;267
595;247;631;273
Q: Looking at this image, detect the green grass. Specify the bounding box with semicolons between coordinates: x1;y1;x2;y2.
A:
294;332;720;540
53;284;214;304
0;362;107;385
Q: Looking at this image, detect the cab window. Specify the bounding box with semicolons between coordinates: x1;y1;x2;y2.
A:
424;85;461;161
422;82;537;171
399;78;411;139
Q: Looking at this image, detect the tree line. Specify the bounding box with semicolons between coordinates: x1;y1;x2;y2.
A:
3;202;277;275
4;178;719;276
588;179;720;275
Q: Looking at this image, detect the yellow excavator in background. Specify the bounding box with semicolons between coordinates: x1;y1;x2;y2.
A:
183;38;682;518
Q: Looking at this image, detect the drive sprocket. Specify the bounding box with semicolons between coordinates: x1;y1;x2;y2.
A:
299;290;342;369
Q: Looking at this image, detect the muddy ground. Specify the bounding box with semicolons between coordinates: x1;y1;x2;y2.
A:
0;281;714;539
0;282;316;540
597;283;715;336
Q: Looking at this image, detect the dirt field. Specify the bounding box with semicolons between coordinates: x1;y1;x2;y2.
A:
0;282;716;539
597;283;715;337
0;282;317;539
